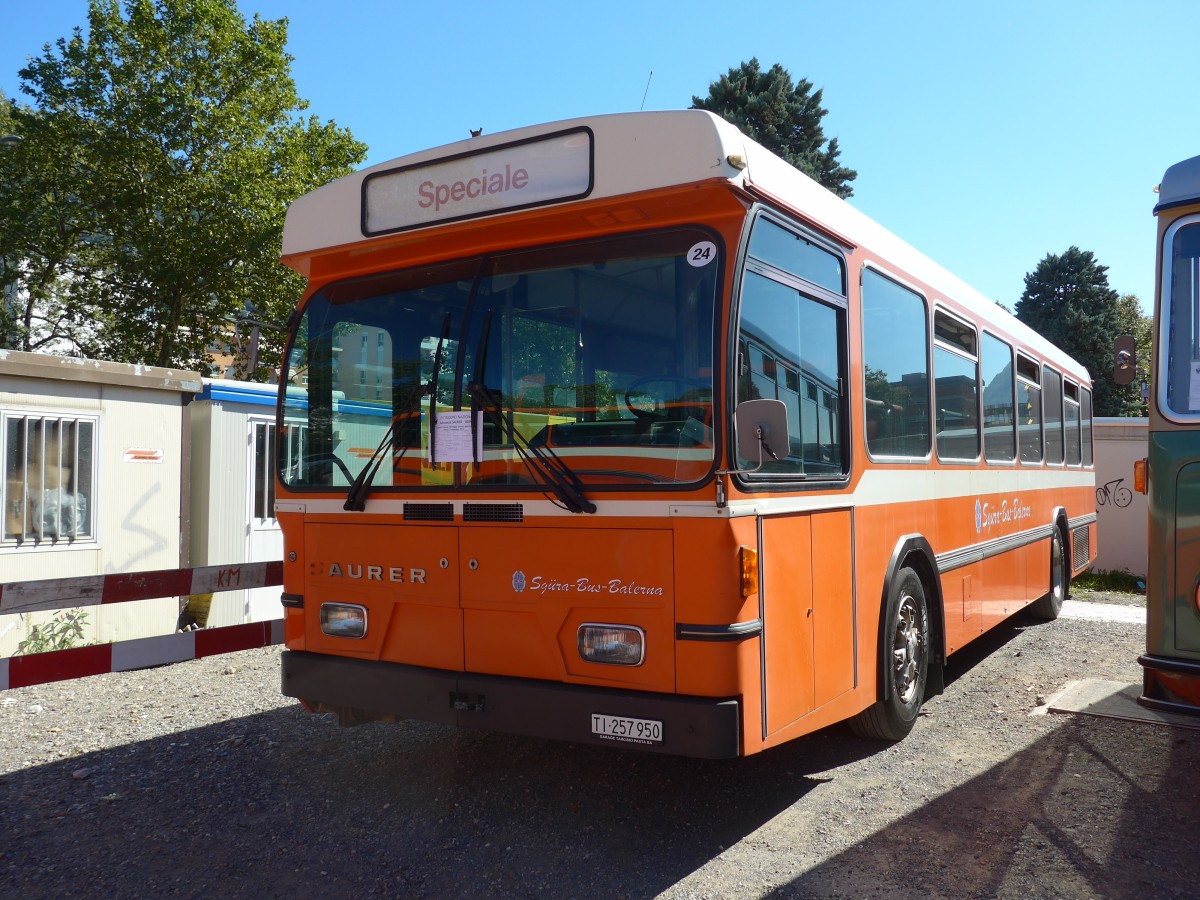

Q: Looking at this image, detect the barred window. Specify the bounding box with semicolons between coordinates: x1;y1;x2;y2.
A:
3;413;97;545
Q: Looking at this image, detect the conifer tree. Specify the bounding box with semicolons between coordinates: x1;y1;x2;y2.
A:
692;58;856;198
1015;247;1134;415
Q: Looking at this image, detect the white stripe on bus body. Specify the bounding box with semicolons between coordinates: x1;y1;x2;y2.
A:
281;468;1096;521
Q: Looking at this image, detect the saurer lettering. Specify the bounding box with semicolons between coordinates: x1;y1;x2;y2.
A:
325;562;427;584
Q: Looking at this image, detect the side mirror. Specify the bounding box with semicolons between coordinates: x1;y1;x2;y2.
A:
1114;334;1137;386
734;398;790;468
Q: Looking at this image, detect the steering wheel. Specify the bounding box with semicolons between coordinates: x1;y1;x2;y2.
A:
624;375;707;420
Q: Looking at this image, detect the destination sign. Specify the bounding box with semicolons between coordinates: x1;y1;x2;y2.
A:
362;128;593;235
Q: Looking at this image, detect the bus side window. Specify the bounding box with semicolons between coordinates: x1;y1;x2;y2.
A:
862;268;930;459
982;332;1016;463
1064;381;1082;466
1043;365;1064;465
933;310;980;462
1017;354;1043;464
736;271;846;476
1081;387;1093;465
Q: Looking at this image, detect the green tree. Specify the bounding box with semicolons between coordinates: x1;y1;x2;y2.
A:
1015;247;1133;416
691;58;856;198
0;90;102;353
2;0;367;374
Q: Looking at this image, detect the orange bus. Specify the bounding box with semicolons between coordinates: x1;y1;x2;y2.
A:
274;111;1097;757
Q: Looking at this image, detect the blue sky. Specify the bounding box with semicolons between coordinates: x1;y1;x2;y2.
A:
3;2;1197;312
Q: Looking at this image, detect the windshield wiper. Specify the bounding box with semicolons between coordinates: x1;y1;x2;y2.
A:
466;378;596;515
342;387;426;512
466;307;593;513
344;313;452;511
342;414;409;511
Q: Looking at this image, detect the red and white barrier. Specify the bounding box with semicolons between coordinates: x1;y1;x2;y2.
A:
0;620;283;691
0;561;283;615
1;561;284;691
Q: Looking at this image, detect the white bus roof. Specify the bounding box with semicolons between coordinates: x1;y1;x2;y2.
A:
282;110;1086;380
1157;154;1200;212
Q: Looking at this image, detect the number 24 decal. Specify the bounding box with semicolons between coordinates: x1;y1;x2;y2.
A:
687;241;717;267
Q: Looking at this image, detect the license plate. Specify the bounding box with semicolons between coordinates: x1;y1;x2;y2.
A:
591;713;663;744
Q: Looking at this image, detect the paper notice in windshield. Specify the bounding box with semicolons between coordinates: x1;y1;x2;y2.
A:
433;411;483;463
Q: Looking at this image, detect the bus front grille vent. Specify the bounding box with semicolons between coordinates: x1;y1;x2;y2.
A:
1072;525;1090;570
463;503;524;523
403;503;454;522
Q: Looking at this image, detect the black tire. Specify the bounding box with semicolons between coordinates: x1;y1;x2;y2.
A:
1029;527;1069;621
851;566;930;741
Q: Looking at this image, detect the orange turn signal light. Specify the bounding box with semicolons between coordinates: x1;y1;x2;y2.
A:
1133;458;1147;494
739;546;759;597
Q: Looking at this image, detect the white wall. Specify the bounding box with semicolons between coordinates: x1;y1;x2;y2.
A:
188;397;252;627
0;352;200;656
187;380;282;627
1093;417;1148;577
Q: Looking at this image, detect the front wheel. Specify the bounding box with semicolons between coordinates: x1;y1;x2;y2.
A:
851;567;930;741
1029;528;1069;621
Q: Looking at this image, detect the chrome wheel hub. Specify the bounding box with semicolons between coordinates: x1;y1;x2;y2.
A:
892;594;926;705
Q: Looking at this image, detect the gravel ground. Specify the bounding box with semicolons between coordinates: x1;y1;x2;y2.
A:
1;591;1197;900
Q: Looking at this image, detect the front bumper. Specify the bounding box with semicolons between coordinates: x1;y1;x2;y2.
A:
1138;653;1200;716
281;650;742;758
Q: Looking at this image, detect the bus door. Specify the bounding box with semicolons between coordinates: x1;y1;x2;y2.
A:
734;213;854;739
759;508;855;738
1173;466;1200;657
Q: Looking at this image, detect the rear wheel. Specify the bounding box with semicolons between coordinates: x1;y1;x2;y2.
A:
1029;527;1069;621
851;567;929;741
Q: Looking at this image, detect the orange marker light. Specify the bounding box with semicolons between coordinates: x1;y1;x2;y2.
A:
1134;458;1147;494
740;546;759;597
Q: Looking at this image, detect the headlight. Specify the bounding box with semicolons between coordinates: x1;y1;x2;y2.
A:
577;623;645;666
320;603;367;639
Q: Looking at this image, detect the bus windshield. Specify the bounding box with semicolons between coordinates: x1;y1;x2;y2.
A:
280;228;719;493
1164;220;1200;417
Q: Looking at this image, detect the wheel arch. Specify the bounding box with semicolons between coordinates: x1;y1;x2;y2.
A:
1051;506;1072;574
875;534;945;703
